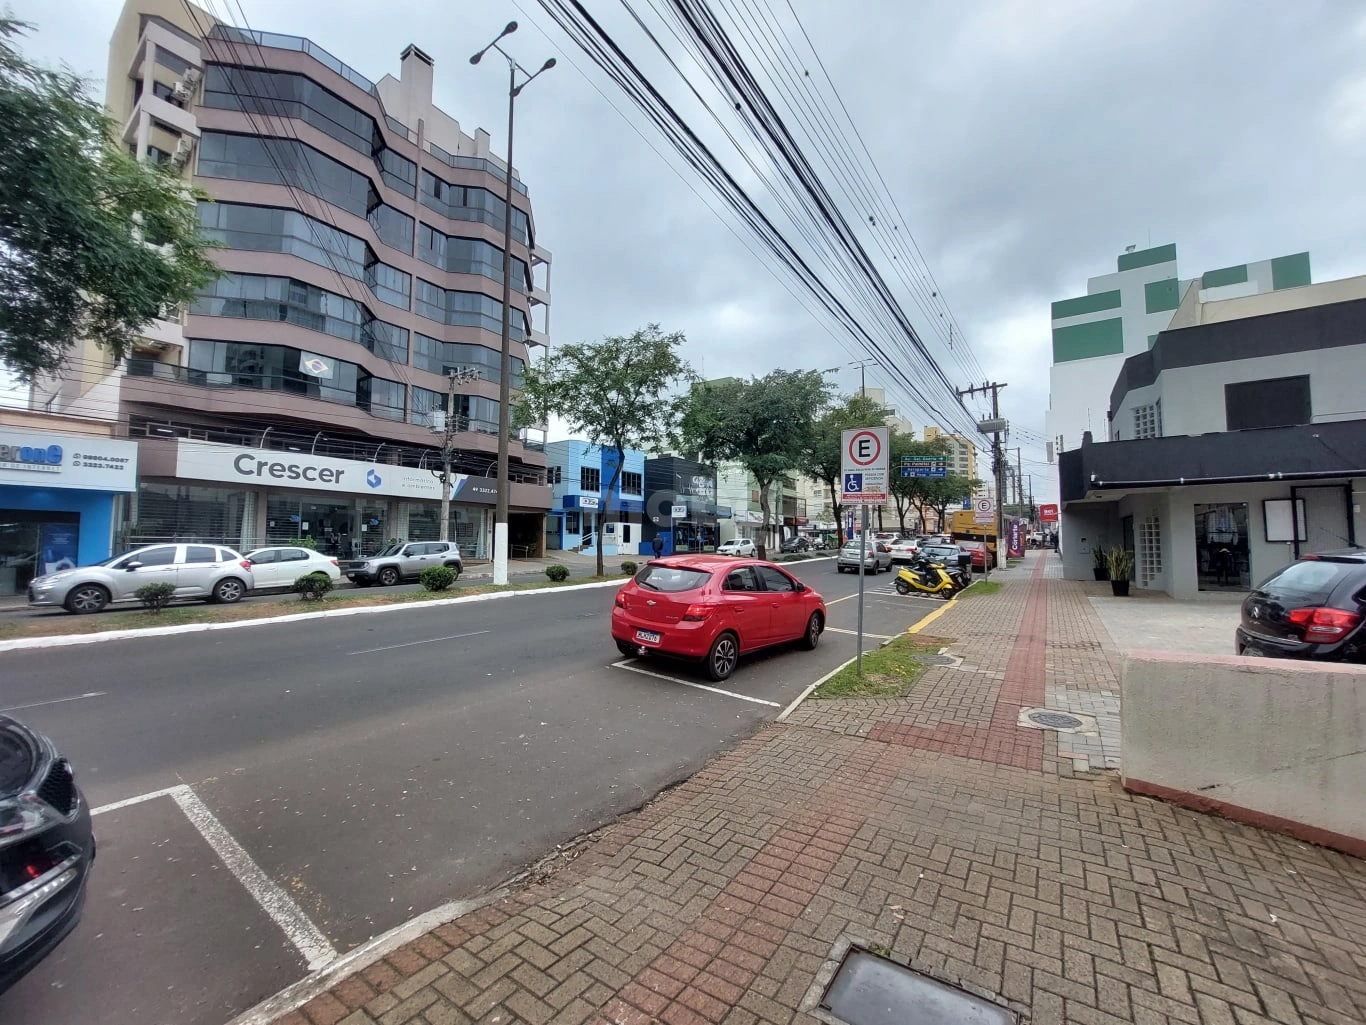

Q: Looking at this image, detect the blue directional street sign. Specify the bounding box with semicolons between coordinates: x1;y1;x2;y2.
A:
900;458;947;478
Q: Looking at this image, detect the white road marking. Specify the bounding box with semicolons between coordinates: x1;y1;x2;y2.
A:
777;655;858;721
1;690;106;712
610;659;782;707
825;594;856;605
348;629;491;655
171;786;337;971
92;785;185;816
824;627;893;640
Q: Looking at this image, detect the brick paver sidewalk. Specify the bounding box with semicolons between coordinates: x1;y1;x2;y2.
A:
272;552;1366;1025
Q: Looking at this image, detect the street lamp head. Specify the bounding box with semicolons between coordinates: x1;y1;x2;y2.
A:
470;21;518;64
540;57;556;72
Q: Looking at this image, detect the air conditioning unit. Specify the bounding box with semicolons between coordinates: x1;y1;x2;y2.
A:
427;411;446;432
171;137;194;168
181;67;201;87
172;80;192;103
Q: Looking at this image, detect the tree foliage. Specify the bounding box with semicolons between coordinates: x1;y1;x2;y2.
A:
798;393;889;544
680;369;831;559
0;17;220;379
515;324;694;576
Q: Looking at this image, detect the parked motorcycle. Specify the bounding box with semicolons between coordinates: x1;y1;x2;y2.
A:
894;555;964;598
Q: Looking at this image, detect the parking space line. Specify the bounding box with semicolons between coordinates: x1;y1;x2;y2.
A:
172;786;337;971
823;627;893;640
91;784;336;971
1;690;106;712
609;660;782;707
348;629;490;655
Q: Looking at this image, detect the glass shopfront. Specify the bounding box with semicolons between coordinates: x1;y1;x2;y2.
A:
1195;502;1250;591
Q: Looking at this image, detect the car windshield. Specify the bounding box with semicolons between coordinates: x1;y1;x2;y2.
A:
372;542;406;557
634;565;713;592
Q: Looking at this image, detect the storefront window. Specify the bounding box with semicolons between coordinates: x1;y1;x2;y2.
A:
129;484;248;549
0;513;80;595
1195;502;1250;591
265;495;358;556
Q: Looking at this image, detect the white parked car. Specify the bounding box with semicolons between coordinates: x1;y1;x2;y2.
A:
717;537;756;557
245;547;342;590
27;544;254;614
888;538;920;562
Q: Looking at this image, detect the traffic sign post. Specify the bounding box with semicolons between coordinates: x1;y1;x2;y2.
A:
840;426;889;677
973;498;996;581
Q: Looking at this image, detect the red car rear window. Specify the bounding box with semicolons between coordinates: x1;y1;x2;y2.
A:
634;565;713;592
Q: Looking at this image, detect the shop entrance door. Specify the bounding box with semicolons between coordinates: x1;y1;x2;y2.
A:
1195;502;1250;591
0;512;80;596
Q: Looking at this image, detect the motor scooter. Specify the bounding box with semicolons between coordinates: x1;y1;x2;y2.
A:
894;555;963;598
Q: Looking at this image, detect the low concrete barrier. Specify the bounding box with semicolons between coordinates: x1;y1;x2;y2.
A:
1120;651;1366;858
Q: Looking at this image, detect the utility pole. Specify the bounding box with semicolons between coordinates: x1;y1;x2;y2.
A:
957;381;1007;566
438;369;478;542
1015;447;1023;511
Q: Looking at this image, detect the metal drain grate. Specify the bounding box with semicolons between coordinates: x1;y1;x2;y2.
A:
1027;710;1084;730
910;654;956;666
821;949;1017;1025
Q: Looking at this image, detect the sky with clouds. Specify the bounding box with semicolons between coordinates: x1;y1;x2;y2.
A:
8;0;1366;499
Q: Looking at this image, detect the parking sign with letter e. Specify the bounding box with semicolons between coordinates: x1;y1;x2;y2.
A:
840;426;889;504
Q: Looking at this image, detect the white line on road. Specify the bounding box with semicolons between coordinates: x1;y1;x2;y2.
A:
610;660;782;707
824;627;893;640
348;629;491;655
777;655;858;721
171;786;337;971
1;690;106;712
91;785;185;816
825;594;856;605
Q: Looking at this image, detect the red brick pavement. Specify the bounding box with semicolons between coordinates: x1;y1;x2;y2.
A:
867;554;1048;770
265;552;1366;1025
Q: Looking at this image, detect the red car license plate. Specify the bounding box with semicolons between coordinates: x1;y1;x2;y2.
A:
635;629;662;644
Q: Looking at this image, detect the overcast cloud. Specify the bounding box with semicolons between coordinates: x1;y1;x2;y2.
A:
11;0;1366;499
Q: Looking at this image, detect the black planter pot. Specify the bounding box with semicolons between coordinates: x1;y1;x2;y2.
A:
1093;568;1109;581
1110;579;1130;596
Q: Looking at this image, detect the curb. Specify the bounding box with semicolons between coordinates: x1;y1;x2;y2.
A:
222;889;509;1025
0;579;626;653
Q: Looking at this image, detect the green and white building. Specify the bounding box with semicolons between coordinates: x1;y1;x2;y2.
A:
1045;244;1312;457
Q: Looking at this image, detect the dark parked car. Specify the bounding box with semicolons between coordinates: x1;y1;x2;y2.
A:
779;536;809;553
1236;550;1366;662
1;715;95;995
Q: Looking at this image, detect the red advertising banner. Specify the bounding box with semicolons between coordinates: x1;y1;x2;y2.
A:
1039;503;1059;523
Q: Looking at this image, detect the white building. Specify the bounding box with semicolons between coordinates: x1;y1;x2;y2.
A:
1045;244;1312;459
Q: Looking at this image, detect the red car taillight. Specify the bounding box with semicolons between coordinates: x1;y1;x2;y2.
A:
1287;606;1361;644
682;603;714;621
330;558;339;566
614;592;627;609
240;560;252;570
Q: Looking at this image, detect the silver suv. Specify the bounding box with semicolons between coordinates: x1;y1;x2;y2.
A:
340;540;463;587
27;544;254;614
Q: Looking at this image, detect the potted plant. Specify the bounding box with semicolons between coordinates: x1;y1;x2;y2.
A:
1107;548;1134;596
1091;546;1109;581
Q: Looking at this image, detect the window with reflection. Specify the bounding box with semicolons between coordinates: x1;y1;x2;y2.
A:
414;280;528;339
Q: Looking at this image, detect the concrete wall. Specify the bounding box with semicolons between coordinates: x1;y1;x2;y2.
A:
1058;503;1119;580
1121;652;1366;858
1112;345;1366;437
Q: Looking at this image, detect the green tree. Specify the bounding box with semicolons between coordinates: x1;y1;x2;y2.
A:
798;392;888;544
0;17;219;379
680;369;832;560
515;324;694;577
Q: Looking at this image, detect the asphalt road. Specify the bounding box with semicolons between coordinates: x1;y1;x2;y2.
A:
0;559;938;1025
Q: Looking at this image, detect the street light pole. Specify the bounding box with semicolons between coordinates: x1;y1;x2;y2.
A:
471;22;555;585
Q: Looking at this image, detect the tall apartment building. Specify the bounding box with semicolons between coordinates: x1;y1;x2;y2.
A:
32;0;553;560
921;426;977;482
1045;243;1311;458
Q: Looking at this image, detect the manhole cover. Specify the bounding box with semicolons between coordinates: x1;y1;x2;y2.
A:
1027;710;1084;730
821;949;1017;1025
910;654;955;666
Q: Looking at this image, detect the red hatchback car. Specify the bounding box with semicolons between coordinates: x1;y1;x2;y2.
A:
612;557;827;681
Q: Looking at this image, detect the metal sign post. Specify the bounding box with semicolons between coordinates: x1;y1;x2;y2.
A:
841;426;890;677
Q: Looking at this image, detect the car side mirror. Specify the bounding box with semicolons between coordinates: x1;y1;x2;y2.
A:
125;561;143;570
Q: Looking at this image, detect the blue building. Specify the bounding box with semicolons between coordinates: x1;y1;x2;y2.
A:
544;441;647;555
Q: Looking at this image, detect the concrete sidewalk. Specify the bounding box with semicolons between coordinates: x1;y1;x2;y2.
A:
265;550;1366;1025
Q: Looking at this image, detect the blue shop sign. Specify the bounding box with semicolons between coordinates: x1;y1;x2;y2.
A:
0;442;64;468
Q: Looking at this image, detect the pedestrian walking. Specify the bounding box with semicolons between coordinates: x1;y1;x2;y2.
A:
651;534;664;559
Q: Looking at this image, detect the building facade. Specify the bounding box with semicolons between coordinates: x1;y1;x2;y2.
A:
641;458;724;555
543;441;646;555
1045;244;1312;459
1058;279;1366;599
33;0;552;560
0;421;140;596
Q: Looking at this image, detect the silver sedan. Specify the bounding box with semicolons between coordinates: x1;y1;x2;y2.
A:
27;543;254;614
836;541;893;573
